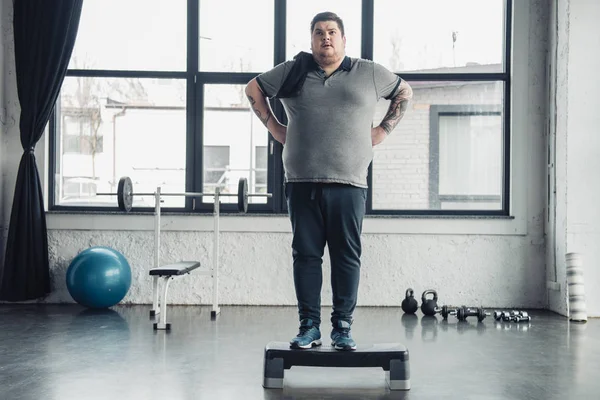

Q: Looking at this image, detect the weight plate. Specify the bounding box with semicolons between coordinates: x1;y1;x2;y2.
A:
237;177;248;213
117;176;133;212
478;308;486;322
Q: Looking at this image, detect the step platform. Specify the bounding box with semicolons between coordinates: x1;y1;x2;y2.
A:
262;341;410;391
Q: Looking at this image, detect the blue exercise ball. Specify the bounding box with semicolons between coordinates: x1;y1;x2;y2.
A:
66;246;132;309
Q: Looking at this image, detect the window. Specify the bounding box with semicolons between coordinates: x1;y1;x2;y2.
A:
371;81;506;213
67;0;186;71
199;0;273;72
373;0;504;73
430;106;503;210
370;0;510;215
50;1;511;216
201;85;269;206
54;76;187;209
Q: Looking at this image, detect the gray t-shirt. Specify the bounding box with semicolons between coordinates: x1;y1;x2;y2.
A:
257;56;401;188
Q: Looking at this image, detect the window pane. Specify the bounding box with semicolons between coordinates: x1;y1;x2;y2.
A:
56;77;187;209
63;114;97;154
374;0;504;73
371;81;504;211
69;0;186;71
199;0;273;72
203;146;230;191
203;85;269;204
439;114;502;203
254;146;268;194
287;1;361;59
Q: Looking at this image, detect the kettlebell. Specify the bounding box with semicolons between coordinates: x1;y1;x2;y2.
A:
421;289;438;316
401;288;418;314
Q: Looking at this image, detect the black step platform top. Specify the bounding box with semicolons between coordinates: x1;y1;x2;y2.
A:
264;341;409;370
149;261;201;276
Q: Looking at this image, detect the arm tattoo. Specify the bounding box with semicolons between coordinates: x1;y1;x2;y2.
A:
380;82;413;135
247;94;271;127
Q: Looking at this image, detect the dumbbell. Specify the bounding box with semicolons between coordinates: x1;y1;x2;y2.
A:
493;310;531;322
435;305;458;320
493;310;517;321
514;312;531;322
502;311;530;322
455;306;490;322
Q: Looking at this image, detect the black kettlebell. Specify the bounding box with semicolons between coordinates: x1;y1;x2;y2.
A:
401;288;418;314
421;289;438;316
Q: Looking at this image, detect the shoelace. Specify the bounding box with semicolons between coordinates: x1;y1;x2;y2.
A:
334;328;351;338
298;326;312;336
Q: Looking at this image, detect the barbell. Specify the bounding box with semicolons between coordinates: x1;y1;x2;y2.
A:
96;176;271;213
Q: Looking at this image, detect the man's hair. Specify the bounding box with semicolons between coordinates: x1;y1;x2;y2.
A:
310;12;345;36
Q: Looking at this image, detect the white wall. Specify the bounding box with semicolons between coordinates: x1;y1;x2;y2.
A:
548;0;600;317
547;0;569;316
1;1;553;311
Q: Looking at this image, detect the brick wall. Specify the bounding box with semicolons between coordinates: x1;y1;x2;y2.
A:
371;81;502;210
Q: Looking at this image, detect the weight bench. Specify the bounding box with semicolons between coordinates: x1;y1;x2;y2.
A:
149;261;202;330
262;342;410;391
147;186;222;331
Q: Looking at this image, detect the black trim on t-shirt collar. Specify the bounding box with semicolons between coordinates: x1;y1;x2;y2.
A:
276;52;352;99
340;56;352;71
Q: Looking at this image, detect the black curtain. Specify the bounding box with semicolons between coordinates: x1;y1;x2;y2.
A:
0;0;82;301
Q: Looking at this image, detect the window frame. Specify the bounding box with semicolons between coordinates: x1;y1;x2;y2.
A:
48;0;512;217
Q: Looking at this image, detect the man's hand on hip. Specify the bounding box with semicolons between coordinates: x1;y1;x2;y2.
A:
371;126;387;146
270;124;287;145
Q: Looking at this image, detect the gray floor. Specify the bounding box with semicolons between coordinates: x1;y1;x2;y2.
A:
0;304;598;400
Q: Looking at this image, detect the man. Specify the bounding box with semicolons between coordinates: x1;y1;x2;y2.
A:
245;11;412;351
